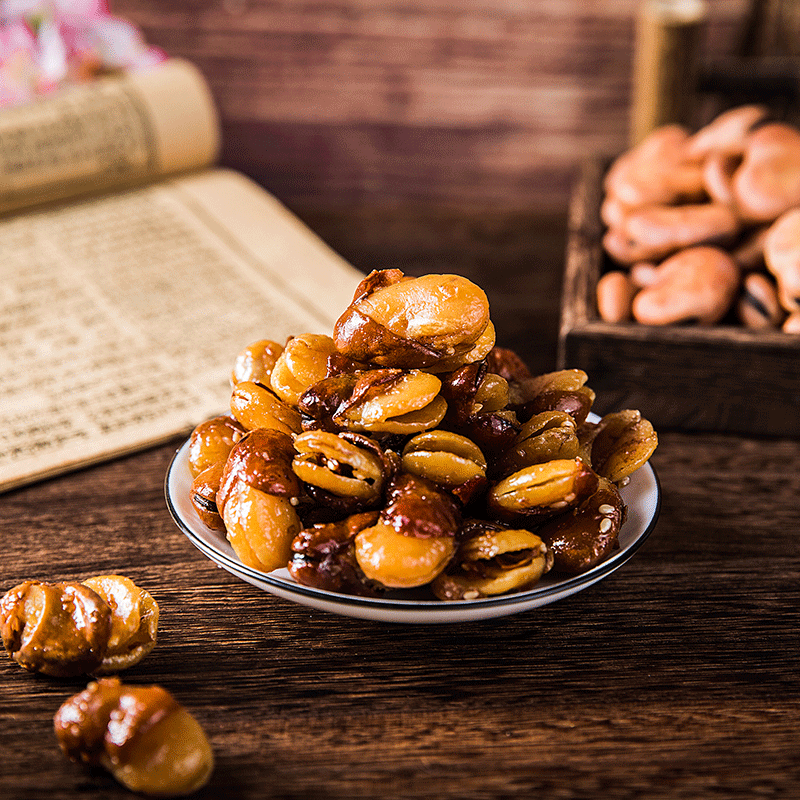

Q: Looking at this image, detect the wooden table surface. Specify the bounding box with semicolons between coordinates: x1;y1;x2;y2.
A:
1;209;798;800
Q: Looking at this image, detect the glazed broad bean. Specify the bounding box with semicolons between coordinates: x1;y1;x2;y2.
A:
55;677;213;797
1;576;158;677
333;270;492;369
431;524;553;600
270;333;337;406
231;339;284;387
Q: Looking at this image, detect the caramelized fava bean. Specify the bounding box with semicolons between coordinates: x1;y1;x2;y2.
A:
333;269;492;369
487;458;598;522
354;523;456;588
431;524;553;600
231;339;284;387
1;580;111;677
81;575;159;675
401;430;487;489
484;346;533;383
583;409;659;485
190;462;226;530
1;577;158;676
269;333;337;406
288;511;382;595
379;472;461;540
217;429;302;572
230;381;302;435
302;368;447;435
497;411;580;476
439;362;521;455
292;430;389;505
54;677;213;797
187;415;245;478
537;477;626;574
341;369;444;432
515;368;595;426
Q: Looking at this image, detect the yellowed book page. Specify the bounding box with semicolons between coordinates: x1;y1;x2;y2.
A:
0;58;219;215
0;169;363;492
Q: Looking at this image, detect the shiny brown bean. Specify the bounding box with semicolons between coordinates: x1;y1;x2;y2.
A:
54;677;213;797
231;339;284;387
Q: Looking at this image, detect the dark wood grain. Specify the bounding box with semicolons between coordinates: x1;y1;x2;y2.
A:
1;208;799;800
106;0;750;212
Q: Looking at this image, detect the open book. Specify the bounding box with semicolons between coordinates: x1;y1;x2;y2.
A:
0;59;364;493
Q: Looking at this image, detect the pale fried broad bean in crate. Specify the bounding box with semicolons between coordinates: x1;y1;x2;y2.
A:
186;269;658;600
598;106;800;331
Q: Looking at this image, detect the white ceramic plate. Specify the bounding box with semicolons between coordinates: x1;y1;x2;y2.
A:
165;433;660;624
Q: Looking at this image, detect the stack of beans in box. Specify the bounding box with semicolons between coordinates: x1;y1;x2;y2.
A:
598;105;800;333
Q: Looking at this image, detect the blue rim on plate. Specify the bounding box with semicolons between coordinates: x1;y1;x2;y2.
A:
165;436;660;623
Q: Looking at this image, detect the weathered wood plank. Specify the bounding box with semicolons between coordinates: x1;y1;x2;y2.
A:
108;0;749;210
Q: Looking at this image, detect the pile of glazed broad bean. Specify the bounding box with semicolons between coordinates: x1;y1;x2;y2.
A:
187;269;658;601
598;105;800;333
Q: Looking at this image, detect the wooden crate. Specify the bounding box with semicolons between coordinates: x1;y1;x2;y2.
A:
558;157;800;438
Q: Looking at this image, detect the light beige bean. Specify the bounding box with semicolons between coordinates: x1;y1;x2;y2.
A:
736;272;785;329
783;312;800;333
685;104;768;158
733;123;800;223
600;193;631;229
764;208;800;312
596;270;636;322
603;124;705;209
701;151;740;206
603;203;740;265
629;261;659;288
632;246;741;325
